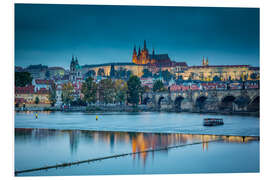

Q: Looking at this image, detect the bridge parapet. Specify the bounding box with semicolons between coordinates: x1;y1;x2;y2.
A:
142;89;259;112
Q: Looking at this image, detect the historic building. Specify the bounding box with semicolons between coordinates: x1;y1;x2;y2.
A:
24;64;48;79
15;85;51;107
179;57;259;81
132;40;172;66
47;67;65;78
69;56;82;81
70;41;259;82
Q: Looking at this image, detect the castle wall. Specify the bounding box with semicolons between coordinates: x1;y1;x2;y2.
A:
82;64;145;77
180;66;255;81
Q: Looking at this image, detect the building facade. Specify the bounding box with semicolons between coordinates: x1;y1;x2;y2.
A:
179;57;260;81
69;56;82;82
15;86;51;107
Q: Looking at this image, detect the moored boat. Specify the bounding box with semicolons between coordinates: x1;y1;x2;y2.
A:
203;118;224;126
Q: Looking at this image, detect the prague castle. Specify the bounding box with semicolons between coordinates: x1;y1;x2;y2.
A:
132;40;172;66
72;40;259;81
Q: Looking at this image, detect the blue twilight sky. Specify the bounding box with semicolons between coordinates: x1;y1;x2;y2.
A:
15;4;259;69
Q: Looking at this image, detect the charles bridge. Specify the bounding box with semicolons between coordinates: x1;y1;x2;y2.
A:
142;89;259;113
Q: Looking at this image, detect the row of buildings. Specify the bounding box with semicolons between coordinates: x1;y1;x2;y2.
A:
15;40;260;108
70;40;259;82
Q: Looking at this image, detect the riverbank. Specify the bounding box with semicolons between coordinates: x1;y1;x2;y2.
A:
15;105;259;117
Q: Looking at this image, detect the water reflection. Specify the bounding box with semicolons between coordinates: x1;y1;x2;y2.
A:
15;128;259;167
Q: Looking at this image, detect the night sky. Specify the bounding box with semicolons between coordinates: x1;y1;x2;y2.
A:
15;4;259;69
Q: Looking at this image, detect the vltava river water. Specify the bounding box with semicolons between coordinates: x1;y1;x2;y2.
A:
15;111;259;136
14;112;260;176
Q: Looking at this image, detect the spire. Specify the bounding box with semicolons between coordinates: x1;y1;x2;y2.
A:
72;55;74;61
206;57;209;66
133;45;137;54
202;56;205;66
75;56;79;65
152;49;155;55
144;40;147;50
138;46;141;56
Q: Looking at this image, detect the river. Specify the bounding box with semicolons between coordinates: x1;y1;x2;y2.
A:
14;111;260;176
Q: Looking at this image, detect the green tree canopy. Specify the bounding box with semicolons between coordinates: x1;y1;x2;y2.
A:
153;80;166;92
98;79;115;104
142;69;152;78
127;75;141;106
250;73;258;80
45;70;50;79
213;75;221;82
34;96;40;104
114;79;128;104
15;72;33;87
62;82;74;105
85;70;96;78
161;70;173;82
97;68;105;76
81;77;98;104
110;65;115;77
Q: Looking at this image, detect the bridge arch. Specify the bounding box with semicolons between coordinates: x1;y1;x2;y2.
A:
220;95;236;112
247;96;259;112
234;95;251;109
142;97;151;105
174;96;184;112
195;96;207;112
157;96;165;108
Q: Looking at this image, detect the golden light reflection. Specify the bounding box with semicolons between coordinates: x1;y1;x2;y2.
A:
15;128;259;166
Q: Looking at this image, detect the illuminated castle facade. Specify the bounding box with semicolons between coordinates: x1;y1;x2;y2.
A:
132;40;172;66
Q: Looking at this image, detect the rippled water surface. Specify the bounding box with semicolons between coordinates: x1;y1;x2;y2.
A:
15;111;259;136
14;111;259;176
15;128;259;176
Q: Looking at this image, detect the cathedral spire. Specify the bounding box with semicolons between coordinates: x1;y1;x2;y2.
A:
138;46;141;56
72;55;74;61
202;56;205;66
206;57;209;66
133;45;137;54
144;40;147;50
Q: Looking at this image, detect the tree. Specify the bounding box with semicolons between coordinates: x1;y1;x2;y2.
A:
153;80;165;92
142;69;152;78
45;70;50;79
85;70;96;78
49;83;57;106
114;79;128;104
62;82;74;105
15;72;33;87
213;75;221;82
178;75;183;81
98;68;105;76
81;77;97;104
126;70;133;79
161;70;173;82
110;65;115;77
250;73;258;80
34;96;40;104
98;79;115;104
127;75;141;106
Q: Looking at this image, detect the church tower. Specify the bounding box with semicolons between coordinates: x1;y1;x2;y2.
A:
206;57;209;66
132;46;138;64
70;55;76;81
140;40;149;64
69;55;81;81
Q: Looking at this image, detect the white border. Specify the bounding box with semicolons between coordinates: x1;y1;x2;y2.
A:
1;0;269;180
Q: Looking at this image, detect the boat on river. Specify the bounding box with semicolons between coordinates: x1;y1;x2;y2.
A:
203;118;224;126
